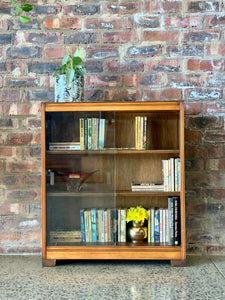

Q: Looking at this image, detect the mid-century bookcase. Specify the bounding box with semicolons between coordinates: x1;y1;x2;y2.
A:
41;101;186;267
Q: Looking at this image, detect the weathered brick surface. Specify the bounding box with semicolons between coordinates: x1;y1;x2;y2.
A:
0;0;225;255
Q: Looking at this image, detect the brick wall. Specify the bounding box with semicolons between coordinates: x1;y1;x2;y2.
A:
0;0;225;255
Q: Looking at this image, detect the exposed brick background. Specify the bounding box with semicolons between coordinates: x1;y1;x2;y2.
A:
0;0;225;255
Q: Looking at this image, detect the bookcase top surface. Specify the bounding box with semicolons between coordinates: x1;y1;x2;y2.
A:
42;101;183;112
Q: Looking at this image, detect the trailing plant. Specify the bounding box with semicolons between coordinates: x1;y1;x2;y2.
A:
10;0;34;23
53;48;86;84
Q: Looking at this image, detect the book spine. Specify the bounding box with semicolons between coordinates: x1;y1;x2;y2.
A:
162;160;169;191
87;118;92;150
162;208;166;244
91;118;95;150
101;209;105;242
177;158;180;191
154;209;160;243
104;210;108;242
165;208;169;243
159;208;163;243
170;158;175;192
150;208;155;243
175;158;178;192
148;209;151;243
79;118;84;150
91;209;97;243
99;119;105;150
107;208;112;242
84;118;88;150
84;210;89;242
97;209;101;242
143;116;147;150
120;209;126;243
80;210;85;242
112;209;118;243
118;209;121;242
168;197;174;246
174;196;181;246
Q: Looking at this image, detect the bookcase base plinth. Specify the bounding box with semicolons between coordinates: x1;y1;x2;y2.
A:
171;259;186;267
42;259;57;267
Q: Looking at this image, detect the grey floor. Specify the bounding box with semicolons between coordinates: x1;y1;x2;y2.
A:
0;256;225;300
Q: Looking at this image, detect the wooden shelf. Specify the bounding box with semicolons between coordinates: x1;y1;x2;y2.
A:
47;149;180;155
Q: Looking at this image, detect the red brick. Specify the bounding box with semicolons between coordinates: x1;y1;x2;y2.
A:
146;59;182;72
26;232;41;243
206;44;225;56
125;74;161;87
124;16;160;29
0;231;22;241
85;75;122;87
143;88;181;100
0;203;23;215
107;60;144;73
167;74;203;87
44;18;81;30
145;1;181;13
104;89;141;101
6;161;40;173
205;131;225;143
44;47;66;59
0;90;20;102
64;4;100;15
4;77;40;88
6;189;39;201
3;175;24;187
182;30;219;43
164;16;201;28
204;103;225;114
206;159;225;171
184;103;202;115
86;46;119;59
185;130;202;143
186;159;204;171
84;18;121;30
103;2;140;14
0;147;13;158
186;145;208;158
143;30;179;42
187;59;224;71
206;189;225;200
4;104;41;116
7;133;33;145
103;32;138;43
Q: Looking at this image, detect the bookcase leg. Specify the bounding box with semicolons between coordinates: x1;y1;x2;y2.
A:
171;259;186;267
42;259;57;267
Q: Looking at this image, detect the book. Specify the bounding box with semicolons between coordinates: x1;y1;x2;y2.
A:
91;209;97;243
174;196;181;246
99;118;105;150
154;208;160;243
87;118;92;150
162;160;169;191
150;208;155;243
147;209;151;243
84;210;89;242
49;142;80;151
168;197;174;246
80;210;85;242
79;118;85;150
120;209;126;242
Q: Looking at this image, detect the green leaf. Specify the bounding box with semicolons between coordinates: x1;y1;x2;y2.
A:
62;54;69;66
22;4;33;12
15;5;20;15
66;48;71;57
10;0;15;4
20;15;31;23
66;68;75;84
74;48;82;58
73;56;83;68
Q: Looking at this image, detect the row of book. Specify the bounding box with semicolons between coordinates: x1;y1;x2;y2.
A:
135;116;147;150
80;196;180;246
131;182;164;192
79;118;106;150
148;196;180;246
80;208;126;243
162;158;180;192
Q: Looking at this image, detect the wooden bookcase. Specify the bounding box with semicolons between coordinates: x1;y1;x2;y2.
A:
41;101;186;267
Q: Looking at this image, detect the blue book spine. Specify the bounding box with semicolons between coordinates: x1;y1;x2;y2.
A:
154;209;160;243
150;208;155;243
91;209;97;243
80;210;85;242
168;197;174;246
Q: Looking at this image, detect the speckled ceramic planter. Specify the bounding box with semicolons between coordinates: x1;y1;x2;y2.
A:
54;74;84;102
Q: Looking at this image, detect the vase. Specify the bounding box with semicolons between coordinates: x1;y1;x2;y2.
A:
128;221;147;243
54;74;84;102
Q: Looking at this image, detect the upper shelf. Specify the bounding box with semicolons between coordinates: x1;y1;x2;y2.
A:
46;149;180;155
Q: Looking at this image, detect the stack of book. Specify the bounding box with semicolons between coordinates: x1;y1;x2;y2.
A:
80;208;126;243
162;158;180;191
135;116;147;150
147;196;180;246
131;182;164;192
49;231;82;243
49;142;80;151
79;118;106;150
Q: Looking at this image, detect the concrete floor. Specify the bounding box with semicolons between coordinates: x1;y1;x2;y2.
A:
0;256;225;300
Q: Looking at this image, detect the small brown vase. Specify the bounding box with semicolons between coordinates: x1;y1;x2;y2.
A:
128;221;147;243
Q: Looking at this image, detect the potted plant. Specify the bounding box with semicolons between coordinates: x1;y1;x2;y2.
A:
126;205;148;243
53;48;86;102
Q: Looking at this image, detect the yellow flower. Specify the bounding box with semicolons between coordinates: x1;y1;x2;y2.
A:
126;205;148;223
